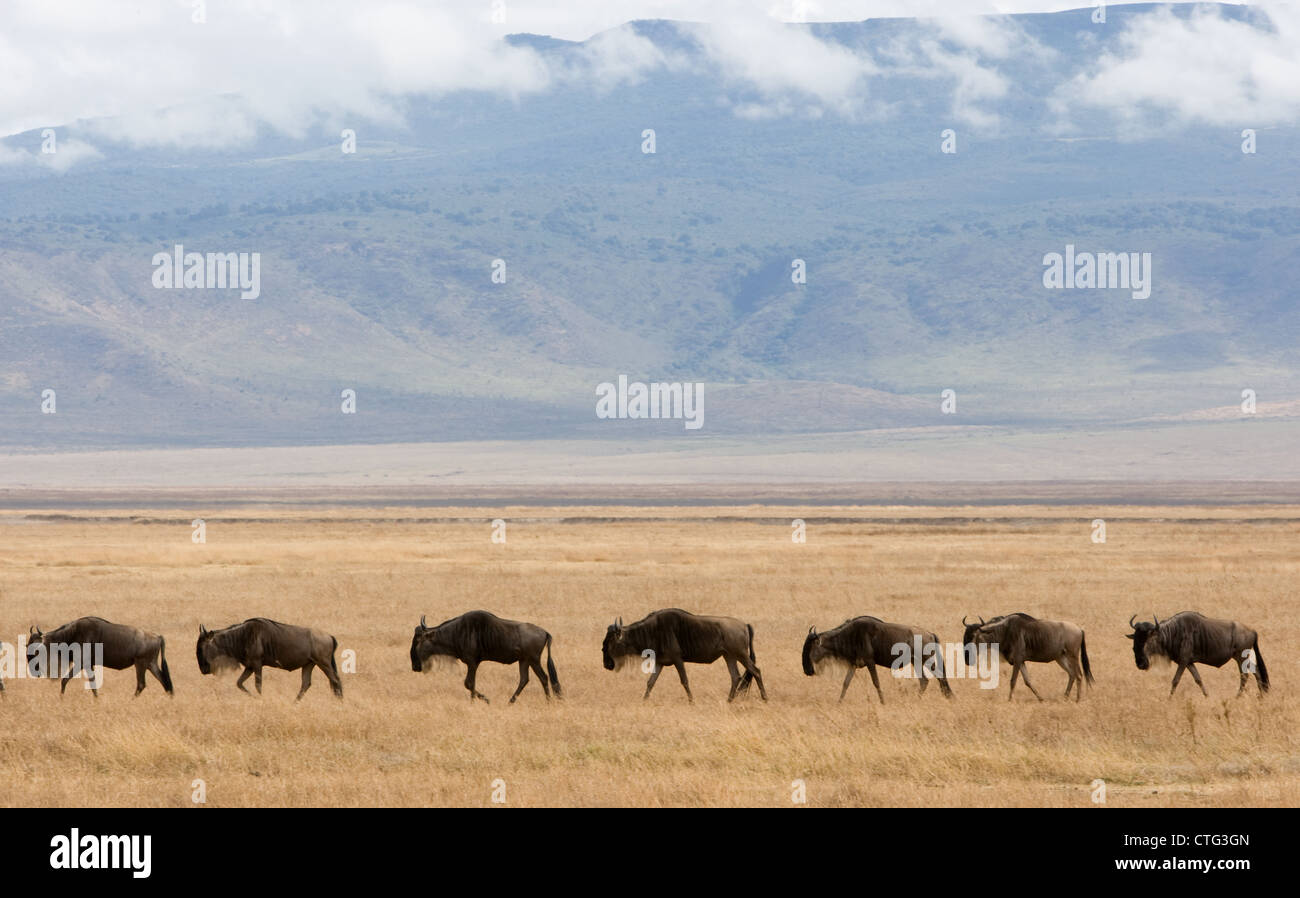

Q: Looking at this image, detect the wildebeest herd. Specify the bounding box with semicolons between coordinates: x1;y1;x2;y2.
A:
4;608;1270;701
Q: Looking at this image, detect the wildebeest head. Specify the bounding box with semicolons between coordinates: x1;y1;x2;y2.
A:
409;615;458;672
801;627;827;676
961;615;987;648
410;617;427;671
25;626;45;676
1126;614;1161;670
195;624;240;675
195;625;216;674
408;615;445;672
601;618;626;671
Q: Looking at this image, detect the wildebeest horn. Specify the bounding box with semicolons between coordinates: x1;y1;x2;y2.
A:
420;615;426;628
1128;614;1136;629
978;616;985;625
617;617;623;627
962;615;969;627
1153;615;1159;627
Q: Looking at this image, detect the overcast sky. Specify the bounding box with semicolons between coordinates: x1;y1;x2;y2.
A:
1;1;1293;157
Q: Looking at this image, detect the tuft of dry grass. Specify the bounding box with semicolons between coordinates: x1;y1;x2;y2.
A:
0;504;1296;807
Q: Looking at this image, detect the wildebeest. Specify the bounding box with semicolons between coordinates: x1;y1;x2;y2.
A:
26;616;173;697
196;618;342;699
802;616;952;703
963;612;1093;701
602;608;767;702
1127;611;1269;696
409;610;561;703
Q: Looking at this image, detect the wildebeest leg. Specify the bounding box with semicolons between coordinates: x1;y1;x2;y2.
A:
1170;663;1187;696
296;663;314;701
725;657;741;701
642;663;662;700
530;660;550;700
1007;663;1019;700
135;660;148;696
1236;657;1248;696
867;664;884;704
236;667;255;694
839;666;856;701
148;658;171;695
674;662;694;703
60;674;73;695
254;667;263;695
1017;664;1044;701
1187;663;1208;697
737;655;768;701
465;660;489;702
509;661;530;703
1057;657;1075;700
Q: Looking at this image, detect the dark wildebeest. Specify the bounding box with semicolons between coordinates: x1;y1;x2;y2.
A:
601;608;767;702
1127;611;1268;697
963;612;1093;701
25;616;173;698
409;611;561;703
802;616;953;703
196;618;342;700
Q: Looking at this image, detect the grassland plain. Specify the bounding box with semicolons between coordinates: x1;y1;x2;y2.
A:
0;504;1296;808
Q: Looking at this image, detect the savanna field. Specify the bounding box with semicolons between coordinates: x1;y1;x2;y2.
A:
0;504;1296;807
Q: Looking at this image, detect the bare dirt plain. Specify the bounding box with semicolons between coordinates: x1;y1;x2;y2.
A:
1;502;1296;807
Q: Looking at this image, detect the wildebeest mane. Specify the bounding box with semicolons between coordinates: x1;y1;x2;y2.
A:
203;619;258;670
422;610;517;658
207;618;295;666
621;609;720;660
1149;612;1208;662
816;617;884;667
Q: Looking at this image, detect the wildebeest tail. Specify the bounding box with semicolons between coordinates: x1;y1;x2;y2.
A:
330;635;344;698
1253;636;1269;692
737;623;756;693
1080;632;1094;685
158;636;175;694
545;634;562;698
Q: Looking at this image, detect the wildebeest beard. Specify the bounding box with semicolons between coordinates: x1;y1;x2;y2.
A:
419;650;458;673
813;654;849;674
802;636;848;676
205;653;242;674
610;650;640;673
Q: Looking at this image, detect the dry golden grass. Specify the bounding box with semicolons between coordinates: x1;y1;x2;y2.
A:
0;504;1297;807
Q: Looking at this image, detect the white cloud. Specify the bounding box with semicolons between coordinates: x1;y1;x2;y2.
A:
0;137;102;172
559;25;691;90
1054;3;1300;127
0;0;1244;148
691;18;879;118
